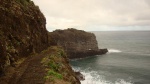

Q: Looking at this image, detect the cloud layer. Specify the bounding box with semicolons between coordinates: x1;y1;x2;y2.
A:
32;0;150;31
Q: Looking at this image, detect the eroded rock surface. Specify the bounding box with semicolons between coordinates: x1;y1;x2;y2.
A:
49;28;108;59
0;0;48;76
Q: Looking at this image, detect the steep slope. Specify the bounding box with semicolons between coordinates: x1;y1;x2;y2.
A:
0;0;48;75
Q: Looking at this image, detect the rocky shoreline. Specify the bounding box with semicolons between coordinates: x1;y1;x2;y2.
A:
67;49;108;59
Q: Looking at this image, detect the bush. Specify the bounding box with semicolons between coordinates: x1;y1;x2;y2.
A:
47;70;63;79
48;60;59;71
45;69;63;81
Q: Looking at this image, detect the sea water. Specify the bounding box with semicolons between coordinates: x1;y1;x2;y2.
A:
70;31;150;84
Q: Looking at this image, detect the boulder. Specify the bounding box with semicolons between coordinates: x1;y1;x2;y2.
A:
75;72;85;81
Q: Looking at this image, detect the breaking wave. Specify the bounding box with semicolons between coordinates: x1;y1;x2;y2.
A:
73;67;133;84
108;49;122;53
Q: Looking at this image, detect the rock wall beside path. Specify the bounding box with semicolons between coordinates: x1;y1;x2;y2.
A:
0;0;48;76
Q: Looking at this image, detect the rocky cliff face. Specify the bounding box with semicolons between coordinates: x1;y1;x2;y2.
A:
49;28;108;58
49;28;98;51
0;0;48;75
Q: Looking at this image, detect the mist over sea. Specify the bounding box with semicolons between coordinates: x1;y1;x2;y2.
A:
70;31;150;84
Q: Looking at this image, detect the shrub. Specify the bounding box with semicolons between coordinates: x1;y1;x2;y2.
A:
45;70;63;81
47;70;63;79
48;60;59;71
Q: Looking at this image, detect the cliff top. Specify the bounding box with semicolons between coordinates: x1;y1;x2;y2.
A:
49;28;95;44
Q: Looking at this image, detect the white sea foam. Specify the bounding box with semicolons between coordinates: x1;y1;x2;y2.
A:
73;67;132;84
81;72;132;84
108;49;122;53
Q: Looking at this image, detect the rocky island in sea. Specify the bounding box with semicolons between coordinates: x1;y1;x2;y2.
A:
48;28;108;59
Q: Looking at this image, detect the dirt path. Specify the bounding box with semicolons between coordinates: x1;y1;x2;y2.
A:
8;52;48;84
9;54;45;84
0;47;80;84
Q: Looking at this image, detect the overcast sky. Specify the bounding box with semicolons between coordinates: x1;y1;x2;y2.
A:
32;0;150;31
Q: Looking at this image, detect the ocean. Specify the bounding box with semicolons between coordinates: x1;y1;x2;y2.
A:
70;31;150;84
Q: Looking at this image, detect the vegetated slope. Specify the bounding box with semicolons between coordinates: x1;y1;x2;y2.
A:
10;47;80;84
0;46;80;84
0;0;48;75
42;47;80;84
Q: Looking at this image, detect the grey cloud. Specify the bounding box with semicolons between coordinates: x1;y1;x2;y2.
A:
32;0;150;31
136;16;150;21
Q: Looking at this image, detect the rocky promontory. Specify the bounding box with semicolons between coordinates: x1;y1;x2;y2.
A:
49;28;108;59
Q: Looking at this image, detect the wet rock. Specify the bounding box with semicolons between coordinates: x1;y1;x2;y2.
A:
75;72;85;81
68;48;108;59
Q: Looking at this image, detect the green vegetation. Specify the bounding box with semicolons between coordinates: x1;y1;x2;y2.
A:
45;70;62;79
48;60;59;71
41;47;65;82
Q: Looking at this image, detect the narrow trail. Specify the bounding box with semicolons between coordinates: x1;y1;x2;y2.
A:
0;47;80;84
8;52;48;84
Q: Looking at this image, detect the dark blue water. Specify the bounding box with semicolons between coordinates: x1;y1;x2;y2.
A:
70;31;150;84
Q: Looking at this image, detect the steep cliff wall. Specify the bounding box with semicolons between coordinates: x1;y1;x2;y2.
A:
48;28;107;59
0;0;48;75
49;28;98;50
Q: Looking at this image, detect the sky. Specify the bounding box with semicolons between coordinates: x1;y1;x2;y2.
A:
32;0;150;31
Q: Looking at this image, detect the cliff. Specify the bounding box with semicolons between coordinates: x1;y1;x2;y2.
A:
0;0;80;84
0;0;48;74
49;28;108;59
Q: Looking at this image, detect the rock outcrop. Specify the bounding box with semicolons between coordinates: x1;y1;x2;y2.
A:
0;0;48;75
75;72;85;81
68;49;108;59
49;28;108;59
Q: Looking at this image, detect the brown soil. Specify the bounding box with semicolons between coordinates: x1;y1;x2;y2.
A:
0;47;80;84
0;52;49;84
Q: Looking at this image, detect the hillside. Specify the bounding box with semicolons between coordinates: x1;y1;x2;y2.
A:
0;0;48;75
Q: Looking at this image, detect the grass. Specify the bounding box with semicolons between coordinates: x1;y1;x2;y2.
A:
48;60;59;71
41;46;78;84
46;70;62;79
41;47;65;82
